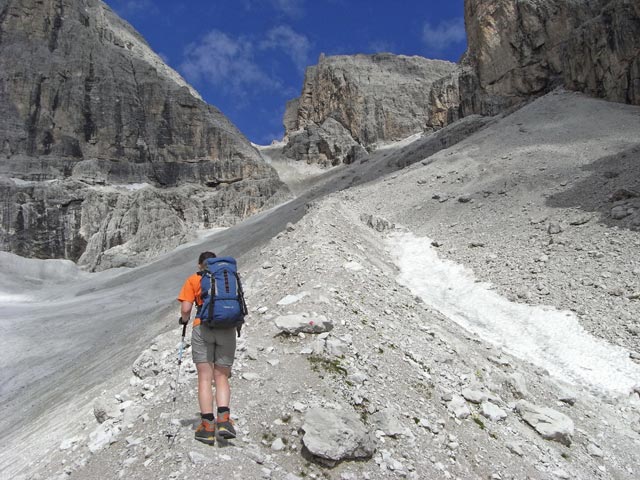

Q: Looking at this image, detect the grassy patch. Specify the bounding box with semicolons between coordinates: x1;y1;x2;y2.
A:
472;415;486;430
308;355;348;377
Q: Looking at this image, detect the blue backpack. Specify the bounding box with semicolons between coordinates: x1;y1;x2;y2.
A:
198;257;247;333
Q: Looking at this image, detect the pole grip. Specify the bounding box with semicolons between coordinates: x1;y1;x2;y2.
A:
181;323;187;338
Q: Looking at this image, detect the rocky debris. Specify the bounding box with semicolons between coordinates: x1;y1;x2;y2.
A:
461;388;487;404
284;53;456;147
93;398;121;424
515;400;574;446
274;313;334;334
301;408;376;466
0;0;286;268
360;213;395;233
448;395;471;420
131;350;160;379
282;118;367;167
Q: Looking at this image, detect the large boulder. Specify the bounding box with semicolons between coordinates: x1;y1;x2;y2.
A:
302;408;376;465
515;400;574;446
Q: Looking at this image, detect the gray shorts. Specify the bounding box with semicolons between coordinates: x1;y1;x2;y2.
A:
191;325;236;366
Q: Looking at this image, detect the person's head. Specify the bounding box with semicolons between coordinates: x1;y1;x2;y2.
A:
198;251;216;269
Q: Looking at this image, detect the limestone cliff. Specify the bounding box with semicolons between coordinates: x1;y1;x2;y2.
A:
461;0;639;116
282;53;456;166
0;0;286;269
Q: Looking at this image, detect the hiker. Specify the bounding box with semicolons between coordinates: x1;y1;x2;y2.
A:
177;251;246;444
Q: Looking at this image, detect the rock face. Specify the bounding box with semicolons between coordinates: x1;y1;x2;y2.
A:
461;0;640;116
282;118;367;167
282;53;456;165
0;0;285;269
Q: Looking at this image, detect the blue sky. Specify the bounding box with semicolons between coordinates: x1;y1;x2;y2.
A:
105;0;467;145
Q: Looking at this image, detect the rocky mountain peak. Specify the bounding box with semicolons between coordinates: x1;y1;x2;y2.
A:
0;0;286;269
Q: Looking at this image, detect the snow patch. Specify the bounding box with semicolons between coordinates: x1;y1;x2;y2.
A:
387;232;640;395
0;292;31;303
374;132;424;151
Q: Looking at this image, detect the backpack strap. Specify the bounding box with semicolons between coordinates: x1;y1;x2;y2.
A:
234;271;248;315
207;272;215;324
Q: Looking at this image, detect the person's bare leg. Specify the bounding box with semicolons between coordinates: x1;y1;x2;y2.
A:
213;364;231;408
196;362;215;414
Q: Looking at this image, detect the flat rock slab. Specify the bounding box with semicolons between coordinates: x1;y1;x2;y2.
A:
274;314;333;334
302;408;376;465
515;400;574;446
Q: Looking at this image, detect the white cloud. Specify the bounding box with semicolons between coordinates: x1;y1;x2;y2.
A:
272;0;305;17
112;0;155;16
259;26;311;71
422;17;466;52
180;30;279;95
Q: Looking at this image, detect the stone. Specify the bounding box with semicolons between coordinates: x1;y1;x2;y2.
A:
132;351;160;379
461;388;487;404
370;408;405;438
274;314;333;335
506;373;529;399
547;223;563;235
587;443;604;458
302;408;376;465
88;423;118;453
188;451;212;465
271;438;285;451
360;214;395;233
276;292;308;306
481;402;507;422
93;399;121;424
611;206;631;220
515;400;574;446
448;395;471;419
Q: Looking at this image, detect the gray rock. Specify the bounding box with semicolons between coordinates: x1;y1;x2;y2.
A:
132;351;160;379
88;423;118;453
611;206;631;220
271;438;285;451
587;443;604;458
282;117;367;167
506;373;529;399
360;214;395;233
461;388;487;404
371;408;405;438
448;395;471;419
302;408;376;465
481;401;507;422
515;400;574;446
93;399;121;424
274;314;333;335
188;451;212;465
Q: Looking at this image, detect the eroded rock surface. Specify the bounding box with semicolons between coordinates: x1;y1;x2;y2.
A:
0;0;286;269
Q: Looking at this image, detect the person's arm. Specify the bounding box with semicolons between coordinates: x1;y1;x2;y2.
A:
180;300;193;324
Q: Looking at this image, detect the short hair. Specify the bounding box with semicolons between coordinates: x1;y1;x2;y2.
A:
198;251;217;264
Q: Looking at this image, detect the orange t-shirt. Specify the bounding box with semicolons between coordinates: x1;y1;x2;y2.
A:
177;273;204;327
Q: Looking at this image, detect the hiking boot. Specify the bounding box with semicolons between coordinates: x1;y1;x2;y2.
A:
194;419;216;445
216;411;236;439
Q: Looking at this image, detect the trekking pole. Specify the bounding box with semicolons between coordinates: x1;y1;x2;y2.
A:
166;322;187;445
